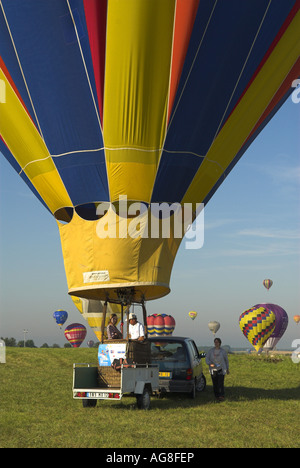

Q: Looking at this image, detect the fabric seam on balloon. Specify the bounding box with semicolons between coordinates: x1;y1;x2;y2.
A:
166;0;217;135
207;0;272;155
0;1;44;140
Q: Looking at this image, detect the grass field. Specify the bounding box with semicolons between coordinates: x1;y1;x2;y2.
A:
0;347;299;448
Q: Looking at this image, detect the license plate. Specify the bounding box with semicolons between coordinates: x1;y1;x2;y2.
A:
159;372;172;378
87;392;109;398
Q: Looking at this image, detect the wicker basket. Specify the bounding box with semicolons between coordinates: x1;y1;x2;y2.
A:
127;340;151;364
98;366;121;388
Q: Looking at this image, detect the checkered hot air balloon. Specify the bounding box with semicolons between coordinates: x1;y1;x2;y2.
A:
239;306;276;352
147;314;176;337
64;323;87;348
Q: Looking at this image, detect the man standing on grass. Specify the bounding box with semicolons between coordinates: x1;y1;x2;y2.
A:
206;337;229;402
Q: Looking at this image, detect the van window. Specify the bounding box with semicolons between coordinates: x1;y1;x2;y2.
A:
150;342;188;369
186;340;199;359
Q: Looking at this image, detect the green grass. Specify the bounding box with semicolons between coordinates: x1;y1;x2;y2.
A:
0;348;299;448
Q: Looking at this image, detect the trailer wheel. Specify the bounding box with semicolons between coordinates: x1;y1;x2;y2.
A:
136;387;151;410
82;399;97;408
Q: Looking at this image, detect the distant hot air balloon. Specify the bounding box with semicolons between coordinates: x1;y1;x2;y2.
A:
254;304;288;351
189;311;197;321
263;279;273;290
64;323;87;348
1;1;299;317
239;306;276;352
208;321;220;336
294;315;300;324
53;310;68;329
147;314;176;337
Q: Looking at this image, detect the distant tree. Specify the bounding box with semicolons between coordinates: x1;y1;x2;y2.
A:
64;343;72;348
17;340;36;348
1;337;17;347
40;343;49;348
52;343;60;348
25;340;36;348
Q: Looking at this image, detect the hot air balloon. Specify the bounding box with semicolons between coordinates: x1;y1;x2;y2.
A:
71;297;122;342
294;315;300;325
263;279;273;290
208;321;220;336
254;303;288;351
189;311;197;321
53;310;68;329
1;2;299;325
64;323;87;348
239;306;276;352
147;314;176;337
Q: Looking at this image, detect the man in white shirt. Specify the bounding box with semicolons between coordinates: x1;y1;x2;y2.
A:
128;313;145;341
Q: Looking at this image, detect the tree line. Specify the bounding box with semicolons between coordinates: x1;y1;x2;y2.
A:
1;337;72;348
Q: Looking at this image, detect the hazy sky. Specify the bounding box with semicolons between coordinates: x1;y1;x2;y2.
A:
0;95;299;350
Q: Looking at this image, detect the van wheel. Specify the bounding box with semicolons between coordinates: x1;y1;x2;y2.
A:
196;374;206;392
136;388;151;410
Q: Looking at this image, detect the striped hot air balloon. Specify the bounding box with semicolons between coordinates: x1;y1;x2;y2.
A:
239;306;276;352
64;323;87;348
263;279;273;290
0;1;298;310
147;314;176;337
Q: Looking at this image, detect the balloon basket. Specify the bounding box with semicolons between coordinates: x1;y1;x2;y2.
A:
127;340;151;364
98;366;121;388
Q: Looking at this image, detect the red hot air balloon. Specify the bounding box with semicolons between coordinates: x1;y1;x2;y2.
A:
64;323;87;348
147;314;176;337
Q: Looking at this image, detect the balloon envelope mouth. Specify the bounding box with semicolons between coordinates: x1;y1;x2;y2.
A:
69;283;170;303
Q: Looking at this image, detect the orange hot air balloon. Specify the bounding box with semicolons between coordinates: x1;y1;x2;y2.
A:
294;315;300;325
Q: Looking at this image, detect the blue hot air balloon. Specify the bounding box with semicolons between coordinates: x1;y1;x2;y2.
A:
53;310;68;329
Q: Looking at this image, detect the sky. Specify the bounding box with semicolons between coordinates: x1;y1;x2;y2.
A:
0;95;299;350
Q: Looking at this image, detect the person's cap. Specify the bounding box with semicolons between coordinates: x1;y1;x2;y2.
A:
129;313;137;320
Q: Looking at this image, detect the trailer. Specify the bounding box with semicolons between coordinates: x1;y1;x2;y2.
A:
73;336;159;409
72;297;158;409
73;361;159;409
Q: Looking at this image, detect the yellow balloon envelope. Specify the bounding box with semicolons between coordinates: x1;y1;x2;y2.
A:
239;306;276;352
1;3;299;305
188;311;197;320
71;297;122;342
